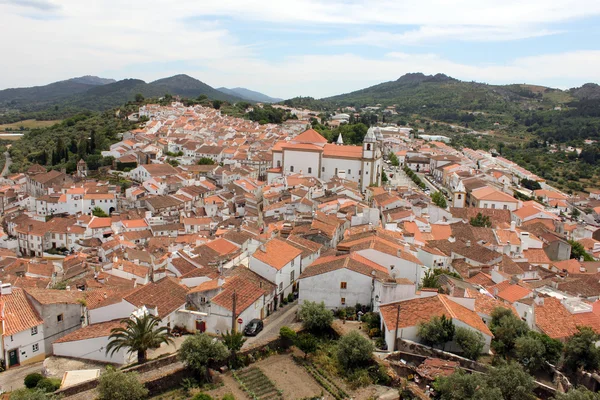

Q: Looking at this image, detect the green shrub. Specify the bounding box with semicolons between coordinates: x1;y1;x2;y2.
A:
36;378;61;393
280;326;297;348
296;333;318;356
282;297;288;305
347;369;372;389
192;394;214;400
362;312;380;330
287;293;294;302
24;373;44;389
221;394;235;400
9;389;54;400
368;328;380;338
337;331;374;371
97;368;148;400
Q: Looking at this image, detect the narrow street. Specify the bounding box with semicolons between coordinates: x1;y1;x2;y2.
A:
0;362;43;392
1;151;12;178
243;303;299;349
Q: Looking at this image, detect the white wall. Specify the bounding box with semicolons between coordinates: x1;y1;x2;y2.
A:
3;324;45;366
357;249;423;283
89;300;136;324
298;269;373;310
53;336;134;364
283;150;321;176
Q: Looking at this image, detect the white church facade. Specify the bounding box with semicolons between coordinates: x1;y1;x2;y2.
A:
270;128;383;192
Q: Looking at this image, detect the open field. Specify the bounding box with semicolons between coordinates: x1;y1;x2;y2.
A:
0;119;61;131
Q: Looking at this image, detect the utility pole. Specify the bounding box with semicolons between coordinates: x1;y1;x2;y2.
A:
231;290;237;333
393;304;400;352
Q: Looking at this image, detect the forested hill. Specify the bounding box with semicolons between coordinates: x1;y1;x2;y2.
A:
0;74;245;124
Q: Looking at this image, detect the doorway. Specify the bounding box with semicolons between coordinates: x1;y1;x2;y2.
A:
8;349;19;367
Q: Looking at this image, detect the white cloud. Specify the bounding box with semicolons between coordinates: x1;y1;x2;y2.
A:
329;26;563;46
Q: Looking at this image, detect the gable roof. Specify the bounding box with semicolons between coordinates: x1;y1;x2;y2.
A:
252;238;303;270
1;287;44;335
124;277;187;318
293;129;328;145
299;252;391;281
380;294;492;336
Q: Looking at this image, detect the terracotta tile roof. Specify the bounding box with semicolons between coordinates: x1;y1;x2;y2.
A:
466;289;519;318
124;277;187;318
523;248;551;264
54;319;124;343
210;276;265;317
535;297;579;340
252;238;302;270
465;272;495;287
1;287;44;335
496;284;532;303
552;259;584;274
25;288;85;305
89;217;112;229
471;186;518;203
299;252;390;281
380;294;492;336
292;129;328;144
204;238;239;256
323;144;363;159
573;312;600;334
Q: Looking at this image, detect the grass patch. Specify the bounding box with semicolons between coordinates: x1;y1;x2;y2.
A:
0;119;61;131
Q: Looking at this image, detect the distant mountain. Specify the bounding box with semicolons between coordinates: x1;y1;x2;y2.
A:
569;83;600;100
151;75;243;102
0;75;114;106
0;74;246;121
217;87;283;103
318;72;574;113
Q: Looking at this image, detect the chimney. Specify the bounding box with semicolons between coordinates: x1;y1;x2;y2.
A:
0;283;11;295
218;277;225;287
510;221;516;232
466;240;471;247
259;243;266;252
28;225;33;232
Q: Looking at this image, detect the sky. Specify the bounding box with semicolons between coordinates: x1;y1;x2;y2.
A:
2;0;600;99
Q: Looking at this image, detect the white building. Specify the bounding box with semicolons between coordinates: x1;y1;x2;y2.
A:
271;128;383;192
379;294;493;353
298;253;416;312
249;238;303;305
1;286;46;369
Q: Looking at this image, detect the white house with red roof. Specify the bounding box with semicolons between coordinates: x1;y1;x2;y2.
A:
298;253;416;311
249;238;303;305
271;128;383;192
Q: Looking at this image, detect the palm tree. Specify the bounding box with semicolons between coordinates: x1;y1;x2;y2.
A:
221;330;246;368
106;314;174;364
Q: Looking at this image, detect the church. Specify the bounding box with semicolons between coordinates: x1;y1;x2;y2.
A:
269;127;384;192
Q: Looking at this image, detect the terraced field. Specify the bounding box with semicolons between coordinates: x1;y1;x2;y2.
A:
233;367;283;400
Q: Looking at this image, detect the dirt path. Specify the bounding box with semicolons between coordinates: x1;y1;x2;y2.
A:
257;354;324;399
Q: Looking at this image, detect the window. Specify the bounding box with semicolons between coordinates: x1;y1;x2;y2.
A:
32;343;39;352
503;205;508;210
290;270;295;284
308;167;312;174
341;297;346;305
57;314;63;323
279;282;283;292
390;265;394;270
347;169;351;174
31;327;38;335
340;282;347;289
457;194;462;199
366;144;371;151
322;167;325;172
277;160;281;167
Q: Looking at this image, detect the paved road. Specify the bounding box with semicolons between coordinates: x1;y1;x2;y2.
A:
1;151;11;178
243;303;299;349
0;362;43;392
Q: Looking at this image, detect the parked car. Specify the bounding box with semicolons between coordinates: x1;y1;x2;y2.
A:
243;319;264;336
